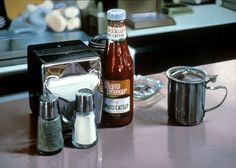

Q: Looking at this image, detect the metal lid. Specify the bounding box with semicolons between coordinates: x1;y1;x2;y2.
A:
88;33;107;50
39;94;59;120
166;66;208;84
75;89;94;113
107;9;126;21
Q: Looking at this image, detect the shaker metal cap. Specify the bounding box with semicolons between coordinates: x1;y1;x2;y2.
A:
107;9;126;21
39;94;59;120
75;89;94;113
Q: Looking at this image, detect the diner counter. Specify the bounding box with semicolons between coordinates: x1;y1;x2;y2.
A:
0;59;236;168
127;4;236;38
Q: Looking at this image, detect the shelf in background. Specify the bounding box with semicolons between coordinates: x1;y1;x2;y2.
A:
127;4;236;37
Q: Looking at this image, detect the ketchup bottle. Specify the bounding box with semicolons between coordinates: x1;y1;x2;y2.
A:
101;9;134;127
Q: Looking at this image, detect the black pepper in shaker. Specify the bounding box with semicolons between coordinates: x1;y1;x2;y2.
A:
37;94;64;155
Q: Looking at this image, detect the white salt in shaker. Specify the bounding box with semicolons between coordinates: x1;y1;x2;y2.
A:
72;89;98;149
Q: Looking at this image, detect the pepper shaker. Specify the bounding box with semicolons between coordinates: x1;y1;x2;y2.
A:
72;89;98;149
37;94;64;155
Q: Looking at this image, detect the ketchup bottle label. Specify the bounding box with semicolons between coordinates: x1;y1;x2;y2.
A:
107;26;127;41
103;79;130;114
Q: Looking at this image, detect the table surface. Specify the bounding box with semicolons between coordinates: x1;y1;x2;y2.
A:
0;59;236;168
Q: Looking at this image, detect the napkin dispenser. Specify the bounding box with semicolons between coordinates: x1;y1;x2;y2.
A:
28;40;102;130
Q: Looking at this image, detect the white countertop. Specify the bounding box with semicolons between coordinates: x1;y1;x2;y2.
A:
127;4;236;37
1;59;236;168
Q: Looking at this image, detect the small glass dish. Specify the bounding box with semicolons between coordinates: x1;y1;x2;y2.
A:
134;75;164;100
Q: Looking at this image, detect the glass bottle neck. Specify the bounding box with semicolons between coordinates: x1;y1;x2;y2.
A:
107;20;127;42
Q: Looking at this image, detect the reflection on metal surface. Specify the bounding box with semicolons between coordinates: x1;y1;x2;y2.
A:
44;61;101;129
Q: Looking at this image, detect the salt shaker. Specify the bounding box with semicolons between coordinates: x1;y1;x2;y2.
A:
37;94;64;155
72;89;98;149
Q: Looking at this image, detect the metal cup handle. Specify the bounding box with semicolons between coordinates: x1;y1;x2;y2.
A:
204;74;228;112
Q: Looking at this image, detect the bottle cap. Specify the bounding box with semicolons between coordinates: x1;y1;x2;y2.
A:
39;94;59;120
107;9;126;21
75;89;94;113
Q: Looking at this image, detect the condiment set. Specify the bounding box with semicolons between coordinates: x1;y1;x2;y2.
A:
27;8;228;155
